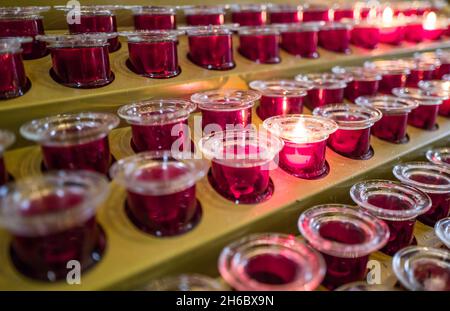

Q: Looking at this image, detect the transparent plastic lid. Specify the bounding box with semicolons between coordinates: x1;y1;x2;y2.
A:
0;129;15;154
36;33;118;48
313;104;382;130
143;274;225;291
0;37;32;54
355;95;418;114
418;80;450;98
426;147;450;167
393;87;444;106
434;217;450;248
119;30;184;42
249;80;310;97
191;89;261;111
393;162;450;194
124;5;176;15
0;6;50;19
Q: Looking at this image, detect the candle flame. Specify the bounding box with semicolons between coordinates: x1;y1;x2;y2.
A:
353;2;362;21
423;11;437;30
328;9;334;22
293;120;308;138
368;7;377;20
382;7;394;25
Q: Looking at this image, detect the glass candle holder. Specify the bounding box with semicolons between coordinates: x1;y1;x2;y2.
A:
379;22;405;45
435;217;450;248
350;180;432;256
332;66;382;103
331;4;354;21
417;50;450;80
198;129;283;204
121;30;182;78
318;22;352;54
238;26;280;64
125;6;176;30
404;18;425;42
393;162;450;227
263;115;338;179
184;6;225;26
423;17;447;41
0;129;15;185
249;80;309;120
186;26;235;70
313;104;382;160
268;4;301;24
349;20;380;49
0;37;31;99
144;274;225;291
278;23;320;58
219;233;325;290
426;148;450;167
419;80;450;117
230;4;267;26
37;33;116;88
298;204;389;290
405;60;438;87
0;171;109;281
54;5;122;53
110;151;208;236
393;246;450;291
365;60;411;94
0;6;49;59
392;87;443;130
355;95;417;144
302;4;331;22
20;112;119;174
118;99;196;153
191;89;260;132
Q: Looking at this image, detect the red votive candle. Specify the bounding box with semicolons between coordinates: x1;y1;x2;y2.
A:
318;22;352;54
0;129;15;185
0;6;49;59
422;14;447;41
199;129;283;204
110;151;207;236
249;80;309;120
332;66;382;102
186;25;235;70
393;246;450;291
426;148;450;167
302;4;331;22
379;24;405;45
313;104;382;160
219;233;325;290
20;112;119;174
434;217;450;248
126;6;176;30
355;95;418;144
238;26;280;64
419;80;450;117
416;50;450;79
278;22;320;58
230;4;267;26
299;204;389;289
144;274;225;291
331;4;354;21
268;4;301;24
37;33;116;88
349;20;380;49
0;171;109;281
184;6;225;26
191;89;260;133
404;18;425;42
118;99;196;153
263;115;338;179
405;59;438;87
365;60;411;94
393;162;450;227
351;180;431;256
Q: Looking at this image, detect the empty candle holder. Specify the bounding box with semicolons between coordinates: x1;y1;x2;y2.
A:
184;6;225;26
238;26;280;64
298;204;389;289
313;104;381;160
302;4;331;22
393;162;450;227
0;129;14;185
249;80;310;120
393;246;450;291
318;22;352;54
434;217;450;248
0;171;109;281
355;95;417;143
186;25;235;70
118;99;196;153
349;19;381;49
199;129;283;204
125;6;176;30
0;6;49;59
20;112;119;175
144;274;225;291
0;37;31;99
393;87;443;130
263;115;338;179
230;4;267;26
278;23;320;58
426;148;450;166
219;233;325;290
191;89;260;132
405;59;438;87
37;33;117;88
350;180;431;256
419;80;450;117
268;4;301;24
365;60;411;94
332;66;382;102
121;30;183;78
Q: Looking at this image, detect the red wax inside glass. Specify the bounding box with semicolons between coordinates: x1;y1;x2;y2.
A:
128;40;179;78
345;80;379;103
379;26;405;45
0;156;7;185
303;9;330;22
439;98;450;117
245;254;298;285
0;18;47;59
0;52;28;99
232;11;265;26
405;23;424;42
201;108;252;131
423;28;445;41
406;69;435;87
188;34;234;70
379;73;407;94
351;26;380;49
238;33;280;64
269;11;300;24
186;14;224;26
433;63;450;79
68;14;119;52
318;28;351;53
280;30;318;58
372;113;408;143
408;105;439;130
328;116;371;159
41;136;112;174
306;87;345;110
318;221;369;289
413;261;450;291
50;46;112;88
133;14;176;30
333;9;354;21
10;193;105;281
258;95;304;120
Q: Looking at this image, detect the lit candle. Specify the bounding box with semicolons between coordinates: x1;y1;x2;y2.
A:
422;11;447;41
378;7;406;45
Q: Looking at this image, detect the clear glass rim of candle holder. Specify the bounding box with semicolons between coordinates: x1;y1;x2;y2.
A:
426;148;450;167
218;233;326;291
393;162;450;194
183;24;237;36
263;114;338;144
392;87;444;106
313;104;382;130
123;5;176;15
0;6;50;19
335;281;397;291
198;129;284;168
0;37;32;54
332;66;382;82
54;5;125;15
120;30;184;42
267;4;301;13
364;60;412;75
0;170;109;236
418;80;450;98
298;204;390;258
392;246;450;291
237;26;280;36
249;80;310;98
319;21;353;30
296;72;353;83
229;4;267;12
274;21;323;32
295;75;349;89
434;217;450;248
183;5;226;15
118;99;196;126
355;95;418;114
350;179;432;221
110;150;209;196
143;274;225;291
36;33;118;48
405;59;439;71
191;89;261;111
0;129;15;154
20;112;119;147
